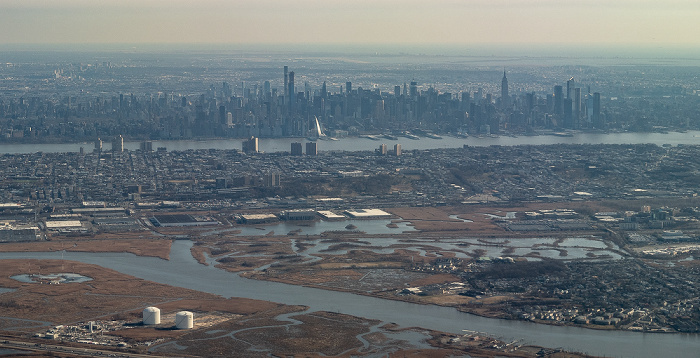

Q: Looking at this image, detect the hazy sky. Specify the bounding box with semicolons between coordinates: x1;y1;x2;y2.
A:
1;0;698;46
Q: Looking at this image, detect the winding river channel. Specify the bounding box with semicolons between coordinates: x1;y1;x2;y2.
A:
0;240;698;357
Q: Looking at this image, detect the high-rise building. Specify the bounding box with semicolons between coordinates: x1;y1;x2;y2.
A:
243;136;259;153
574;87;582;128
140;141;153;152
306;141;317;156
392;143;401;156
592;92;602;128
410;81;418;97
291;142;303;156
566;77;575;99
283;66;288;104
378;143;387;155
564;98;573;128
218;105;226;124
288;71;295;114
501;70;509;108
112;135;124;152
346;81;352;94
94;138;102;152
554;85;564;116
264;172;280;187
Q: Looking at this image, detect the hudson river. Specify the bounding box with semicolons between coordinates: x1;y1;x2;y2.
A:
1;131;699;154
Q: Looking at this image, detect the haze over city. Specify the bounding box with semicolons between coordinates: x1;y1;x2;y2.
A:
1;0;699;49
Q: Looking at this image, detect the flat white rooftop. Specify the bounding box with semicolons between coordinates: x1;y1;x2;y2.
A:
343;209;392;218
317;211;346;220
45;220;82;228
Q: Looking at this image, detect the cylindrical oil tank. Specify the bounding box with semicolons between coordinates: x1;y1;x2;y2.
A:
143;306;161;325
175;311;194;329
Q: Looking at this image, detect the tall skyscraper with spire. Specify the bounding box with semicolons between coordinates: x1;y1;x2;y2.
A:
501;69;509;109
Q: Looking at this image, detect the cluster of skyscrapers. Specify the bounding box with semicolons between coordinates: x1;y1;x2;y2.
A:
0;65;605;142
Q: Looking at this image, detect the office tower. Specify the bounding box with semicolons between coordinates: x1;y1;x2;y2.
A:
501;70;509;108
564;98;573;128
291;142;303;156
592;92;602;128
395;85;401;98
263;81;271;99
264;172;280;187
112;135;124;152
574;88;582;128
140;141;153;152
321;81;327;98
94;138;102;152
219;105;226;124
243;136;259;153
284;66;288;104
222;81;231;98
554;85;564;115
566;77;575;99
410;81;418;97
378;143;387;155
306;142;317;156
393;143;402;156
288;71;295;114
346;81;352;94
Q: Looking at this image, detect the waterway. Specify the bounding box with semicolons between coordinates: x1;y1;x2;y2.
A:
202;218;415;237
1;130;700;154
0;240;697;357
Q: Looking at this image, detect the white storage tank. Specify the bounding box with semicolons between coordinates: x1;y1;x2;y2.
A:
143;307;161;325
175;311;194;329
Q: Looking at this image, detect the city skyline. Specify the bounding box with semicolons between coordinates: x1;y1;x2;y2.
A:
1;0;698;48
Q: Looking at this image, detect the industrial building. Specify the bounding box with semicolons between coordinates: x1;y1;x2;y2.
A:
0;223;40;242
239;213;278;224
316;211;346;221
343;209;392;219
282;209;317;221
150;214;218;227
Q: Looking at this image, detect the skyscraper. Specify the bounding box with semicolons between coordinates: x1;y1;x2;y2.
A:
592;92;602;128
283;66;288;104
288;71;295;115
554;85;564;116
566;77;575;99
243;136;259;153
501;70;509;109
291;142;303;156
306;142;317;156
574;87;582;129
393;143;401;156
112;135;124;152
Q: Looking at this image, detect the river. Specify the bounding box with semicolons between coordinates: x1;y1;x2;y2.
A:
1;131;699;154
0;240;697;357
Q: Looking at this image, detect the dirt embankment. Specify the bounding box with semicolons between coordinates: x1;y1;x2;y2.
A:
0;239;172;260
